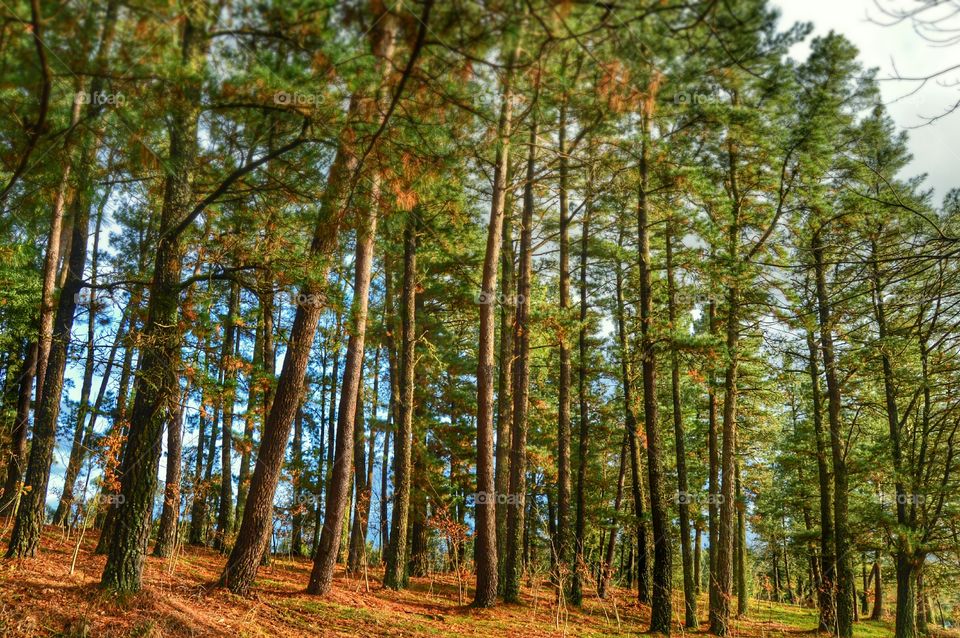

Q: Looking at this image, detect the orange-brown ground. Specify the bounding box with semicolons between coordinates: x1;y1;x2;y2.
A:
0;521;944;637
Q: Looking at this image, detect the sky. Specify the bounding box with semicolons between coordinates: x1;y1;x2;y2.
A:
773;0;960;203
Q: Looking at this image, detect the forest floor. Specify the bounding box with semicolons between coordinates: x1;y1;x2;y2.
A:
0;522;955;638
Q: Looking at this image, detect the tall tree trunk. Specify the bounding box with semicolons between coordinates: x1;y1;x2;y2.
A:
472;40;518;609
708;300;721;616
291;403;305;557
154;385;189;557
495;195;515;589
711;135;744;635
813;229;854;638
736;459;748;616
504;103;537;604
384;218;417;591
53;196;106;526
556;95;572;593
599;433;628;598
616;221;650;605
348;370;370;573
637;114;672;635
235;287;266;532
667;216;697;627
308;183;380;596
215;280;240;551
100;1;206;592
571;176;591;606
806;329;837;631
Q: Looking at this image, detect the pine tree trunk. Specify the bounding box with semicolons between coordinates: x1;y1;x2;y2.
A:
667;217;697;627
813;229;854;638
495;197;515;589
806;330;837;630
291;404;305;557
504;106;537;604
556;96;572;594
571;175;591;606
615;223;650;605
215;280;240;551
472;40;518;609
0;342;37;516
598;433;628;598
220;3;403;587
637;114;672;635
308;179;380;595
154;385;188;557
384;218;417;590
708;300;721;617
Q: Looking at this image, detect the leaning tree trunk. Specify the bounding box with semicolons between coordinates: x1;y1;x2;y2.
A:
307;153;378;595
220;5;410;594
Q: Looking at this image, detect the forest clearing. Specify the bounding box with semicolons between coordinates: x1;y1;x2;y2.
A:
1;0;960;636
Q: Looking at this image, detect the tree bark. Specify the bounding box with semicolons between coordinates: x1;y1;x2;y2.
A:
472;40;518;609
215;280;240;551
307;178;380;595
637;113;672;635
813;229;854;638
504;104;537;604
667;216;697;627
571;172;591;606
384;218;417;591
616;221;650;605
0;342;37;516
